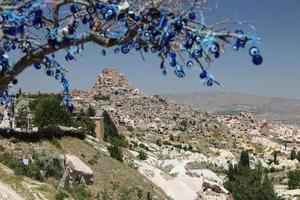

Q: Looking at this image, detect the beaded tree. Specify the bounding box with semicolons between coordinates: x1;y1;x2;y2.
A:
0;0;263;117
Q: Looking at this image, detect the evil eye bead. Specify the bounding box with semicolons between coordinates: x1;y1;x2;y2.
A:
11;44;16;50
0;15;4;24
70;4;79;13
169;59;176;67
187;60;193;68
11;79;18;85
252;55;263;65
174;66;185;78
151;47;157;53
199;71;207;79
82;16;88;24
35;9;43;18
207;78;213;86
134;43;141;51
162;70;167;76
114;47;120;54
121;45;129;54
249;46;260;57
33;62;42;70
147;15;153;22
67;104;74;113
41;57;50;65
24;41;31;49
87;6;96;14
188;12;196;20
46;69;53;76
210;43;220;53
170;53;177;59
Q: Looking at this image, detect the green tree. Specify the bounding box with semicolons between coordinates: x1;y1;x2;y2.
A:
32;95;71;128
86;105;96;117
107;145;123;162
224;152;278;200
291;148;297;160
239;150;250;168
138;151;148;160
75;116;96;136
103;111;119;142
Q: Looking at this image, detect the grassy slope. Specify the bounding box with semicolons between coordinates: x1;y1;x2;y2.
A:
0;137;167;200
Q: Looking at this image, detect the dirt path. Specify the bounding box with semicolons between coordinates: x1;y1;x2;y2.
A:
0;182;24;200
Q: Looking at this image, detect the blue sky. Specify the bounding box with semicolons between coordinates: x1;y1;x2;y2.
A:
16;0;300;99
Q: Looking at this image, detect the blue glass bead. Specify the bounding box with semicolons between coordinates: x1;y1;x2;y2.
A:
169;59;176;67
187;60;193;68
87;7;96;14
207;78;213;86
82;16;88;24
162;70;167;76
33;62;41;70
170;53;176;59
11;44;16;50
0;15;4;24
12;79;18;85
249;46;260;57
114;48;120;54
70;4;79;13
151;47;157;53
35;9;43;18
67;104;74;113
188;12;196;20
200;71;207;79
252;55;263;65
46;69;53;76
102;49;106;56
121;45;129;54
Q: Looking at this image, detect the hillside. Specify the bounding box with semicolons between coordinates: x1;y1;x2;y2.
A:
162;92;300;125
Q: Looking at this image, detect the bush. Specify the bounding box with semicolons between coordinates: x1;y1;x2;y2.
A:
0;128;85;142
162;140;172;146
138;151;148;160
31;149;63;179
67;184;91;200
107;145;123;162
139;143;149;151
0;153;43;181
55;191;69;200
155;139;162;147
287;170;300;189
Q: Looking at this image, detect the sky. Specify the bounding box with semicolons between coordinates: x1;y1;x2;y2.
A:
16;0;300;99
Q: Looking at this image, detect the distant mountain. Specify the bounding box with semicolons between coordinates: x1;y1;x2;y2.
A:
162;92;300;125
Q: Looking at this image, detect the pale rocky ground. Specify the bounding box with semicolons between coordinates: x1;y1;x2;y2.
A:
0;182;24;200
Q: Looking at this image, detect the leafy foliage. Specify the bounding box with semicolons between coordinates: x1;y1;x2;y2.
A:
138;151;148;160
31;149;63;179
0;153;44;181
224;151;278;200
107;145;123;162
32;95;72;128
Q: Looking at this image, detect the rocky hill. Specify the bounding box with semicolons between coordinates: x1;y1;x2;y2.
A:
163;92;300;125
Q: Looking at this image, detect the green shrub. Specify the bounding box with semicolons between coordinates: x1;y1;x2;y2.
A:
107;145;123;162
287;170;300;189
162;141;172;146
155;139;162;147
55;191;69;200
138;151;148;160
88;151;101;165
0;153;43;181
67;184;91;200
139;143;149;151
